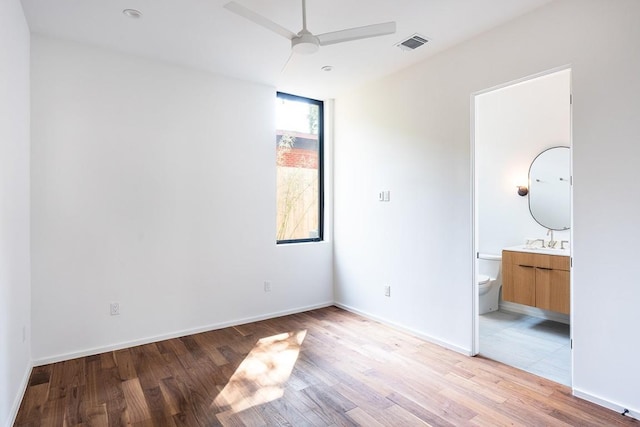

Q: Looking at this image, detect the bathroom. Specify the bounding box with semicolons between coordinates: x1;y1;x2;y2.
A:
473;68;572;386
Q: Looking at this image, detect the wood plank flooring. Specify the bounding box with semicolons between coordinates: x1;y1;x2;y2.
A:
15;306;637;426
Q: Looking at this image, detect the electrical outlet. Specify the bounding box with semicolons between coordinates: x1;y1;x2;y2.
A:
264;281;272;292
110;302;120;316
384;285;391;297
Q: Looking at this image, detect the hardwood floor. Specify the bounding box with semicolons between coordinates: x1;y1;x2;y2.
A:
15;306;637;426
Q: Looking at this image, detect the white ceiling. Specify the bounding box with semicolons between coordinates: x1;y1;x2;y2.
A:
20;0;553;99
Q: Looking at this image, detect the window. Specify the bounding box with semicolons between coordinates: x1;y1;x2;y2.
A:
276;92;323;244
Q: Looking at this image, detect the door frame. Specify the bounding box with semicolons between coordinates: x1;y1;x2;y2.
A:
470;66;574;372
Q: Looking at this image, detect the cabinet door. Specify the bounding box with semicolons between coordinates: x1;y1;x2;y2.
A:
503;264;535;306
536;268;570;314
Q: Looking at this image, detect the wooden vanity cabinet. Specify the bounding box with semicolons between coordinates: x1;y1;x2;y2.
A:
502;250;570;315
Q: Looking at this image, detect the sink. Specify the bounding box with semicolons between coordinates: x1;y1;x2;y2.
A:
504;244;570;256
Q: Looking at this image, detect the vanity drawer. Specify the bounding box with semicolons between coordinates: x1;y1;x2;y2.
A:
503;250;569;271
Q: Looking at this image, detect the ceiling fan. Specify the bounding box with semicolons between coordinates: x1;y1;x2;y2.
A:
223;0;396;55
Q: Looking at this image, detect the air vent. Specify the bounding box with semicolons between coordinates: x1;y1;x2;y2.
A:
396;34;429;51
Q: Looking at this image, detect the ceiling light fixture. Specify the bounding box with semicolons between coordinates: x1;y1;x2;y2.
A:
122;9;143;19
321;65;333;72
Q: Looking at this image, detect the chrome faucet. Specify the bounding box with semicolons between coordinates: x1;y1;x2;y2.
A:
560;240;570;250
547;229;556;248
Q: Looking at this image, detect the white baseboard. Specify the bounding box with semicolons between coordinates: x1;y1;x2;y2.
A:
334;302;472;356
573;388;639;421
6;362;32;427
33;302;333;366
499;301;570;324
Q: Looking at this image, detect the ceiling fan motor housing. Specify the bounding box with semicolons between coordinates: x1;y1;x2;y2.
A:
292;32;320;54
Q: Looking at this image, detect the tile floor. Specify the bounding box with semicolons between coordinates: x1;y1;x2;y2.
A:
479;310;571;386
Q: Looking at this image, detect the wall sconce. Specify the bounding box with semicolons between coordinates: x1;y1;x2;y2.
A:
517;185;529;196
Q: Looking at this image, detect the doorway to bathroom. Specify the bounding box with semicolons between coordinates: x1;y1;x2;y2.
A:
472;68;573;386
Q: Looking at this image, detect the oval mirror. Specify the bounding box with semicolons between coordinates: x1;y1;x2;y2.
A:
528;146;571;230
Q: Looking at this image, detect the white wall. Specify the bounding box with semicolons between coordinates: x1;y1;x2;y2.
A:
30;36;333;363
334;0;639;416
476;70;571;258
0;0;31;425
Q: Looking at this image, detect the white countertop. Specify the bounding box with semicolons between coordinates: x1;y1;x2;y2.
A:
503;245;570;257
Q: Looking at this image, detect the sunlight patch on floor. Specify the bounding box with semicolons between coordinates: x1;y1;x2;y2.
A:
212;330;307;413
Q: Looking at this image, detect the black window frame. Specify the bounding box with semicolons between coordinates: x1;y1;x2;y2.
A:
276;91;324;245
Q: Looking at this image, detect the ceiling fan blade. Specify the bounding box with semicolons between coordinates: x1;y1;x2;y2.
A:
281;51;294;74
224;1;297;40
317;21;396;46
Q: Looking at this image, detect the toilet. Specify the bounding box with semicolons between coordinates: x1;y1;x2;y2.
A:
477;254;502;315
